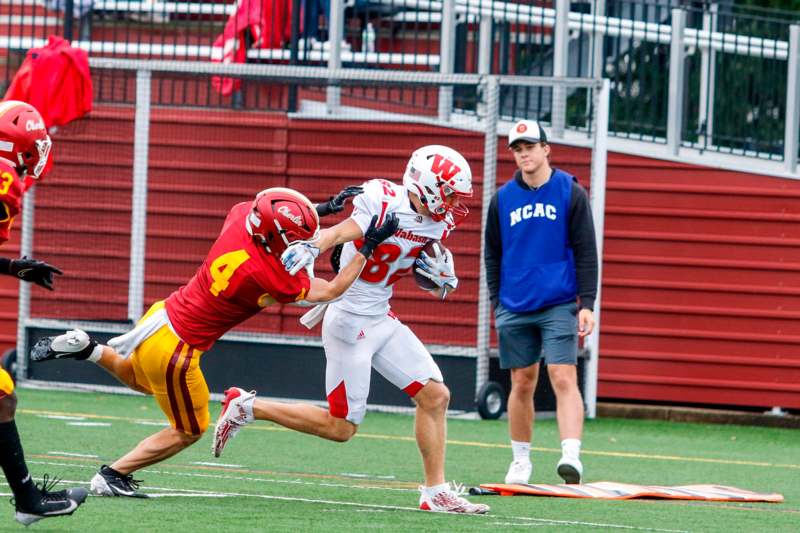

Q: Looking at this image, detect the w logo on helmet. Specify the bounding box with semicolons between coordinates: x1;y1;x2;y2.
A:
429;154;461;182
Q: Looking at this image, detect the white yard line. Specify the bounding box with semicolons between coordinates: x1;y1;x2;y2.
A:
341;473;396;480
47;452;99;458
37;414;86;421
193;461;243;468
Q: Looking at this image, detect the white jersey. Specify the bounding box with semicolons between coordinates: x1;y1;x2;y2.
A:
333;179;454;316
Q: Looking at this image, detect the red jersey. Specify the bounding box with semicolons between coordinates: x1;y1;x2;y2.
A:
165;202;311;350
0;160;25;245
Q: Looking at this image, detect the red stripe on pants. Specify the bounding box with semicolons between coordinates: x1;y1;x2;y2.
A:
327;380;349;419
178;348;200;435
165;341;185;432
403;381;424;397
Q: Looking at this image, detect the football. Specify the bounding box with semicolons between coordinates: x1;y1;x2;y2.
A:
414;240;447;291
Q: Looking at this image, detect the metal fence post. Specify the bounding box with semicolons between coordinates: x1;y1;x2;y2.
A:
476;10;493;116
698;3;717;150
552;0;570;138
128;69;151;323
585;78;610;420
438;0;456;121
326;0;345;113
667;8;687;155
785;25;800;174
288;0;301;112
590;0;606;79
63;0;74;41
476;76;499;397
15;186;35;382
477;11;493;76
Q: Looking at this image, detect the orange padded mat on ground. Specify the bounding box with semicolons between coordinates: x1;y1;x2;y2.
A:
478;482;784;502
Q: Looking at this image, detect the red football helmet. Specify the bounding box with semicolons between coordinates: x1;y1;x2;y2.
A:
0;100;52;181
245;187;320;256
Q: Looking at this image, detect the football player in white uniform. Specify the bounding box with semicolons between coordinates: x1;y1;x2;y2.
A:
213;145;489;514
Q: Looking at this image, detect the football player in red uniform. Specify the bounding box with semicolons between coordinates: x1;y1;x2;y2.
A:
30;186;398;498
0;100;88;525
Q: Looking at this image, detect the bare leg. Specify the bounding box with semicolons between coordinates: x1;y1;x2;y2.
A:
111;428;201;475
507;363;539;443
548;364;584;440
94;346;150;395
252;400;357;442
412;381;450;487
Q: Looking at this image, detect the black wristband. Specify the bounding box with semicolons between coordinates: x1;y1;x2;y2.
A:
358;241;377;258
0;257;11;275
330;243;343;273
315;202;333;218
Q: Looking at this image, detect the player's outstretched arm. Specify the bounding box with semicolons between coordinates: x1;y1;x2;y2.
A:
305;214;399;303
315;185;364;217
0;256;63;290
282;218;364;276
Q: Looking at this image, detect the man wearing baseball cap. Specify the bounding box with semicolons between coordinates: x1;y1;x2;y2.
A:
484;119;598;485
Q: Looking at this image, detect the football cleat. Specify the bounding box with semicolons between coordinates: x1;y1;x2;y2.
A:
504;459;533;485
13;475;88;526
90;465;148;498
418;483;490;514
30;330;97;362
556;456;583;484
212;387;256;458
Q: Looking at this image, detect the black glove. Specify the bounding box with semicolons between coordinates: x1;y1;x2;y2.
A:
358;214;399;258
9;257;63;290
316;186;364;217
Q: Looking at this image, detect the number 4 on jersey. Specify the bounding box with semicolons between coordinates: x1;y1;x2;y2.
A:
209;250;250;296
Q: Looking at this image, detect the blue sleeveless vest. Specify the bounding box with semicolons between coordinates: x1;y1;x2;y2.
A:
497;169;577;312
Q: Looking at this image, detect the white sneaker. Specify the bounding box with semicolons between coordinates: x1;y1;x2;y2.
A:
212;387;256;458
504;459;532;484
556;456;583;484
418;483;489;514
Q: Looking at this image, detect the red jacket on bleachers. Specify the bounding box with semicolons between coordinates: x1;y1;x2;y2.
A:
211;0;293;96
5;35;93;128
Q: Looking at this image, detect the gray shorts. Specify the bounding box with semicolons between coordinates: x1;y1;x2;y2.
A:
495;301;578;369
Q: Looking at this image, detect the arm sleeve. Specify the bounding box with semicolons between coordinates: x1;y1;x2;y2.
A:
569;181;598;311
484;193;502;309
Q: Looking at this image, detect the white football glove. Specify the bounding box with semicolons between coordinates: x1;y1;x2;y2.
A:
415;243;458;297
281;242;320;276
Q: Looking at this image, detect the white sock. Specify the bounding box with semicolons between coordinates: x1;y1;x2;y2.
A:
511;440;531;463
241;395;255;422
86;345;104;363
561;438;581;459
424;482;450;497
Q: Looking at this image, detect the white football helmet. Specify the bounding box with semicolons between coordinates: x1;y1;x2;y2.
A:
402;145;472;222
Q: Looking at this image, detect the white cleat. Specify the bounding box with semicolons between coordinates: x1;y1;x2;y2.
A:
419;483;490;514
556;456;583;484
212;387;256;458
504;459;533;485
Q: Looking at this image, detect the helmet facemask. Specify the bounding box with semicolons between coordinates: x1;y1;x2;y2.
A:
30;136;52;179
